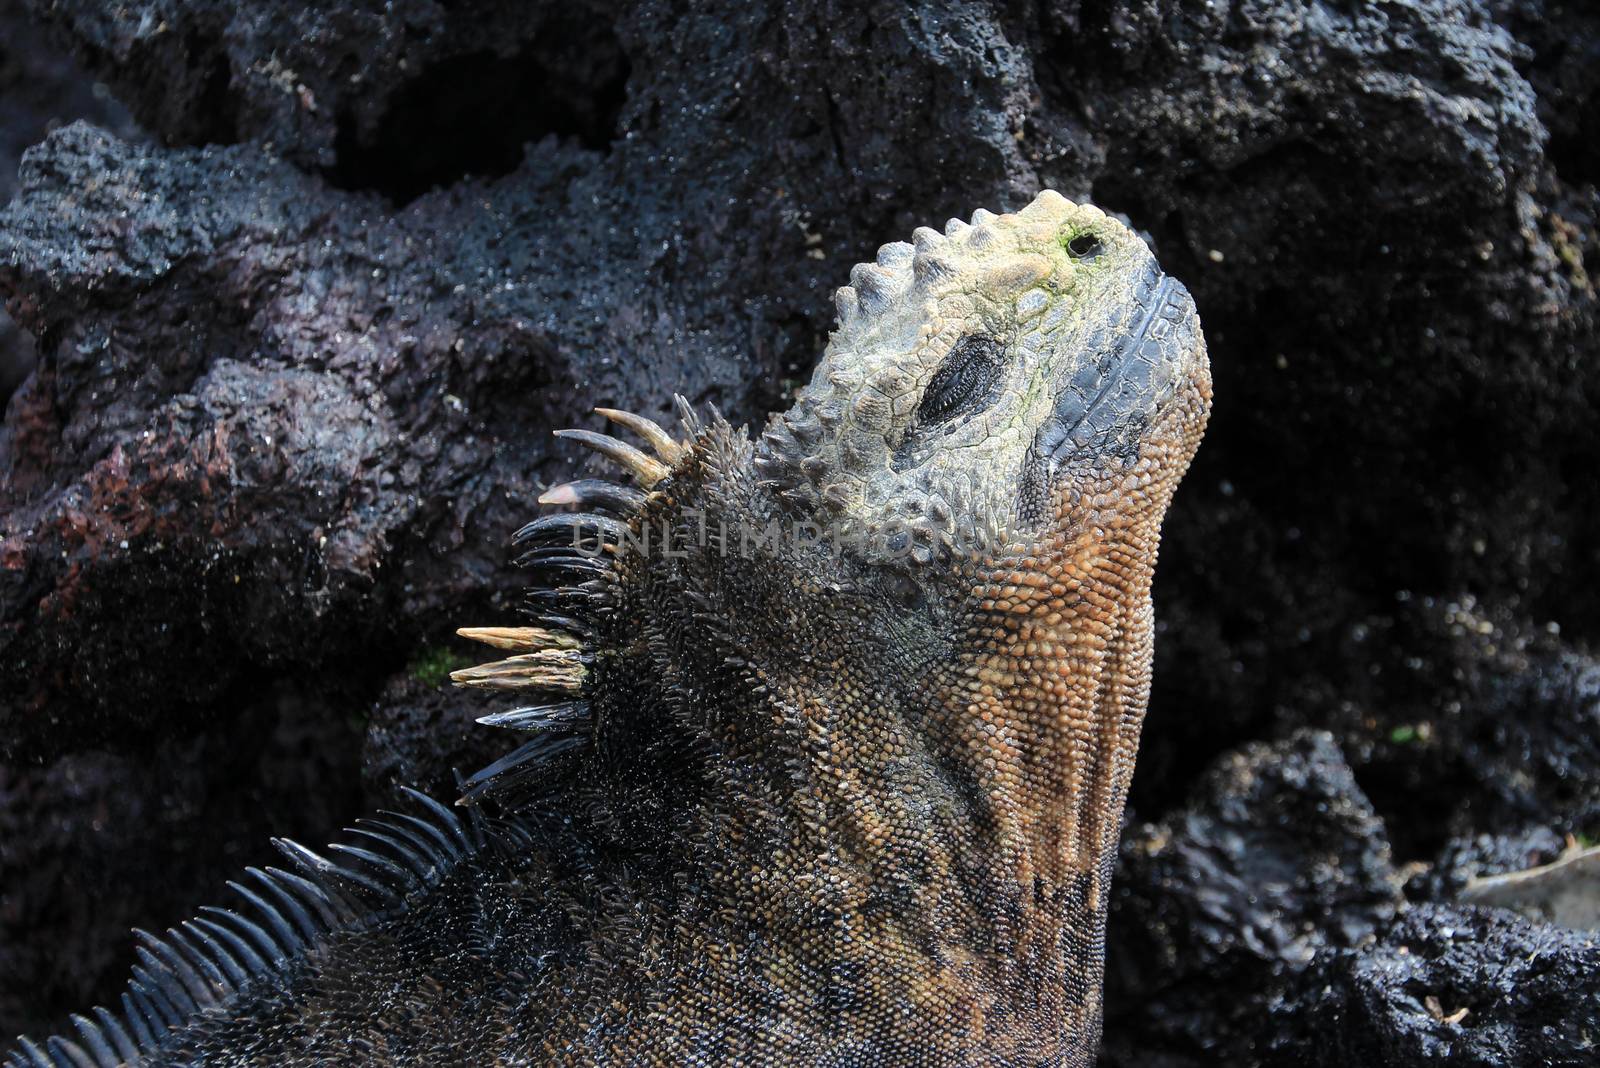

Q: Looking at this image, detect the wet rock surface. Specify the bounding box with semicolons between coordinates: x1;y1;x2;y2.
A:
1102;731;1404;1065
1270;903;1600;1067
1;0;1596;1061
0;683;362;1039
358;670;509;806
0;0;134;403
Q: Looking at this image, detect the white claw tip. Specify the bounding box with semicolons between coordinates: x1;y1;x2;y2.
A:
538;484;581;505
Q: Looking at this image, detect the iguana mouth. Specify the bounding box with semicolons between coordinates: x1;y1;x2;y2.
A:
1006;265;1201;530
1033;266;1198;479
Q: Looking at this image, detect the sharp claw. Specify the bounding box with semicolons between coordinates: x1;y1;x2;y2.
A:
455;626;583;652
554;428;670;487
594;407;685;465
449;650;587;692
537;478;647;512
475;700;590;731
673;393;702;437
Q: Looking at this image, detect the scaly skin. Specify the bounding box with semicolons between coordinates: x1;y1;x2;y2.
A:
8;191;1209;1067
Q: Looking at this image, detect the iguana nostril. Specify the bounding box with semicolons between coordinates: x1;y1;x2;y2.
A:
1067;234;1103;259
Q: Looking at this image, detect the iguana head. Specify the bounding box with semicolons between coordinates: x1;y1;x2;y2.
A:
756;187;1205;559
454;190;1210;1063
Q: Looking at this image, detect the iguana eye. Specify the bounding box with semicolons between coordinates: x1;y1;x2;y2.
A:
879;569;926;609
1067;233;1102;259
918;337;1002;424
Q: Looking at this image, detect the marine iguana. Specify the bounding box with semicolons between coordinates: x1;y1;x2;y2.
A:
8;190;1210;1067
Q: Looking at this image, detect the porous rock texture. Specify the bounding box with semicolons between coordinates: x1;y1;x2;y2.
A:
1269;903;1600;1067
1102;730;1405;1064
0;1;133;403
0;0;1596;1062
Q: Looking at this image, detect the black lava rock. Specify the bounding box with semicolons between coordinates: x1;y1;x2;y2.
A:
1406;825;1568;902
1268;902;1600;1067
1103;730;1403;1065
360;670;510;806
0;0;134;401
